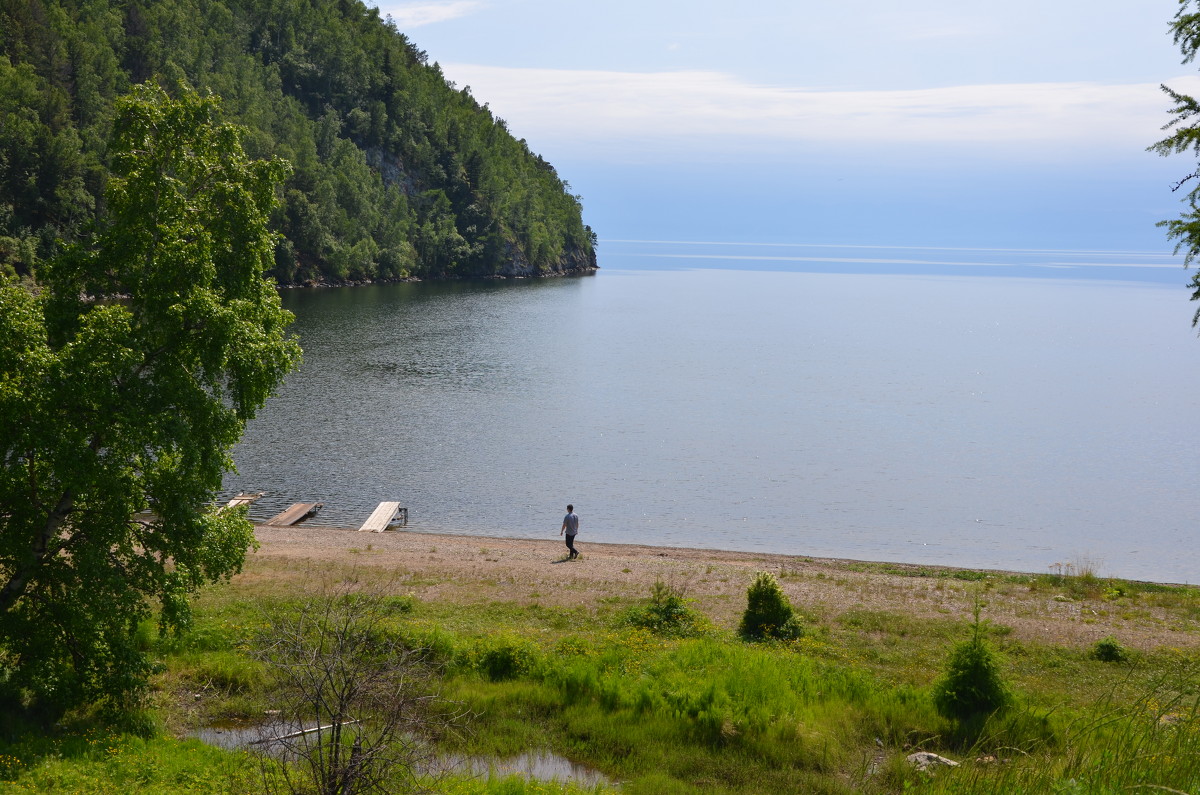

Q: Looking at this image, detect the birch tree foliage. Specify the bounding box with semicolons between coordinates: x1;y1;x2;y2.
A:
0;82;299;712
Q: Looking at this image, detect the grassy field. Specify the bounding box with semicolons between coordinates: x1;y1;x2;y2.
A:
1;533;1199;794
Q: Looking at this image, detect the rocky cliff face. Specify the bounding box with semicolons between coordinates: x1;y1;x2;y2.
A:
287;244;596;287
493;241;598;279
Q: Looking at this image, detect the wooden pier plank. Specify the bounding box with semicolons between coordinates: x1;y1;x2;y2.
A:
359;501;404;532
265;502;322;526
223;492;263;511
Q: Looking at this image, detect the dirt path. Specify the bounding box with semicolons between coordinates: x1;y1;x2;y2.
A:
248;525;1200;652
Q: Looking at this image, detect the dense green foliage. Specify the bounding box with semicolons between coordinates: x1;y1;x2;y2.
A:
0;0;596;284
0;84;299;714
738;571;803;641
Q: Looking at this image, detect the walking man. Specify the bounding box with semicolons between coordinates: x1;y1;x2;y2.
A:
560;504;580;560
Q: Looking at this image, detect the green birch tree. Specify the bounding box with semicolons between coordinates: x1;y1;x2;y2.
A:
0;82;299;713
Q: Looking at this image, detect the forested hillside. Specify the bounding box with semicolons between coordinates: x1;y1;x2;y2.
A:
0;0;597;284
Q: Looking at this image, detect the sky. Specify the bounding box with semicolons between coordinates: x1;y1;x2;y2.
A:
371;0;1200;252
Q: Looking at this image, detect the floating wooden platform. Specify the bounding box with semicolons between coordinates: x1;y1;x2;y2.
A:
358;502;407;532
265;502;323;526
223;492;264;511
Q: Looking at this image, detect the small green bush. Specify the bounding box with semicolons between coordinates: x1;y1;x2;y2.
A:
1092;636;1128;663
738;572;803;642
382;594;417;614
477;636;539;681
931;601;1012;724
621;580;711;637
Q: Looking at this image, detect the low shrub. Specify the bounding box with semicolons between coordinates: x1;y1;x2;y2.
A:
382;594;418;614
1091;636;1128;663
621;580;711;638
477;636;540;681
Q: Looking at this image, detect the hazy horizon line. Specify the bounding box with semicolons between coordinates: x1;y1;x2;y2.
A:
599;238;1184;259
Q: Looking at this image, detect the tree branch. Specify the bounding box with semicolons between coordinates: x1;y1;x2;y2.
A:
1172;172;1200;193
0;489;74;615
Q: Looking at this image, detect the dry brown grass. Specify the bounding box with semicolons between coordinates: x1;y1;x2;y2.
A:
244;525;1200;654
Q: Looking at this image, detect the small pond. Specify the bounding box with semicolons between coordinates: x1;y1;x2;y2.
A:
195;722;617;788
432;750;615;788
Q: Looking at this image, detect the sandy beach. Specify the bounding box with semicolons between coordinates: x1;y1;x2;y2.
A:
247;525;1200;652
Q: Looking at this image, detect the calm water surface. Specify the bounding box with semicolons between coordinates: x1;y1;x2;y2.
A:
226;244;1200;582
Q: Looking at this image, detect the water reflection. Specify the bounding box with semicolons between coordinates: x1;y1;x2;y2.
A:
226;265;1200;581
431;750;615;788
195;721;280;752
195;722;616;787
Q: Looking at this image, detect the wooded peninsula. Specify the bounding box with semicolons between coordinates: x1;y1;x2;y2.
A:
0;0;597;285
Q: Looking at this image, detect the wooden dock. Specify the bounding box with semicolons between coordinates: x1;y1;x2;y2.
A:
264;502;323;526
358;502;407;532
222;492;263;511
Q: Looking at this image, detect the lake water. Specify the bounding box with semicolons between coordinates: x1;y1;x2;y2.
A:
225;241;1200;583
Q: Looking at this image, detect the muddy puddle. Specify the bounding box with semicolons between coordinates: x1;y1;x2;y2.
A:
195;722;617;788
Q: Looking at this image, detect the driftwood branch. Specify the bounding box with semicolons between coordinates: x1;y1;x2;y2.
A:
250;719;361;745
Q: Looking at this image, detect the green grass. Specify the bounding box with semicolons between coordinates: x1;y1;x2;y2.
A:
432;629;942;792
0;722;264;794
2;564;1199;793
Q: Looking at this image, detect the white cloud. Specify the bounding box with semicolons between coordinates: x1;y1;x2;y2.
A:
374;1;484;28
441;63;1200;160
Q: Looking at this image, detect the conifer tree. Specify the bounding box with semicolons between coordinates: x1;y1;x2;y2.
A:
1152;0;1200;322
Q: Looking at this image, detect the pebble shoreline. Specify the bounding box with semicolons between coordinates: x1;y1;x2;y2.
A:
248;525;1200;652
